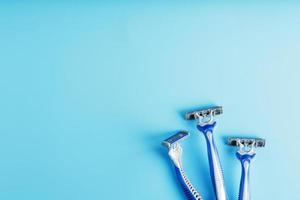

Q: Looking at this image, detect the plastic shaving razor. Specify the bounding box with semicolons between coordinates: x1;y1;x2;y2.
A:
162;131;203;200
186;106;228;200
227;137;266;200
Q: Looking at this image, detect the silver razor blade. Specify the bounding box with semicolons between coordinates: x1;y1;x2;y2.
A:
161;131;189;149
228;137;266;148
185;106;223;120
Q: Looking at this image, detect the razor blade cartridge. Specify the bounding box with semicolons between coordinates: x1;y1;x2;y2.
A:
185;106;223;120
228;137;265;148
161;131;189;149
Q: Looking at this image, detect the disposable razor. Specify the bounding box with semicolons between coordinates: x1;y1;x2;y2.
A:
162;131;203;200
186;106;228;200
227;137;266;200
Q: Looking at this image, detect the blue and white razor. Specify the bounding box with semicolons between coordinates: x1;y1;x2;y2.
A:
186;106;228;200
162;131;203;200
227;137;266;200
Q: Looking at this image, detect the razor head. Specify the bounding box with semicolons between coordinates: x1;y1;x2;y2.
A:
185;106;223;120
161;131;189;149
228;137;266;148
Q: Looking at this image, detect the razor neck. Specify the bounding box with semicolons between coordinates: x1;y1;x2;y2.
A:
237;152;256;162
168;144;183;169
196;121;217;134
236;143;256;161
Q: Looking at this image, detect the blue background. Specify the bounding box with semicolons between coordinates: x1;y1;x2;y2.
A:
0;2;299;200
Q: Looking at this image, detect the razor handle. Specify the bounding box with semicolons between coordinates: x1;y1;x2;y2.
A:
168;146;202;200
237;154;255;200
197;122;227;200
174;166;203;200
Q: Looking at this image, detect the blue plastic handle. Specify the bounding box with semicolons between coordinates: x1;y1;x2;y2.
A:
237;154;255;200
174;166;202;200
197;122;228;200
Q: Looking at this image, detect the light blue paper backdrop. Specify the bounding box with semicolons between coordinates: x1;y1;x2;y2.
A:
0;2;299;200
